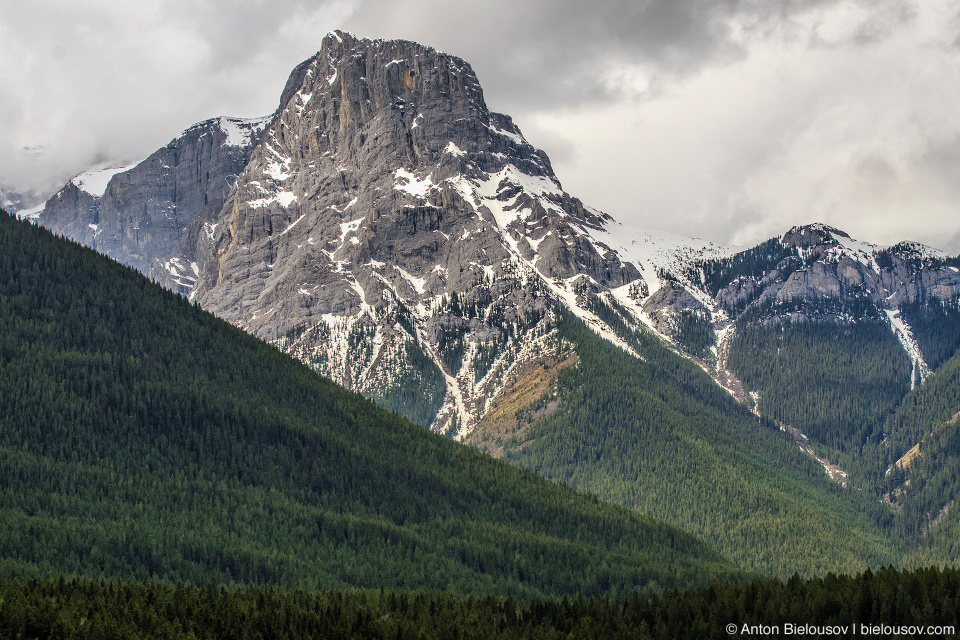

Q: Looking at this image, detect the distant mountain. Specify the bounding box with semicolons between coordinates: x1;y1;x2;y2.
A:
1;184;45;217
0;209;739;596
33;31;738;435
36;115;271;284
664;224;960;482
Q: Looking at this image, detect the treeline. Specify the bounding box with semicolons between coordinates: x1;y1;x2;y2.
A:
682;237;796;298
1;566;957;639
0;210;737;597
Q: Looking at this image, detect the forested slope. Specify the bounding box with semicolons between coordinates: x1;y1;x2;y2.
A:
871;347;960;565
499;313;899;578
727;320;912;479
0;210;740;597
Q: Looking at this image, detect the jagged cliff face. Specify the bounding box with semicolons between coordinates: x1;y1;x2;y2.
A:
194;32;638;328
190;32;644;434
37;116;270;288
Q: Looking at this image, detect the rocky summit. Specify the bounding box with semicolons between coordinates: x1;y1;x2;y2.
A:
681;222;960;386
185;31;665;434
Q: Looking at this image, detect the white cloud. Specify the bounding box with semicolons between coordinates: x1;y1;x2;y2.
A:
519;0;960;252
2;0;960;254
0;0;357;193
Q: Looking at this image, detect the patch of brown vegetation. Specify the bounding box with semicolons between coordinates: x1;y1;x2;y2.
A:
894;443;921;471
884;409;960;507
465;350;579;458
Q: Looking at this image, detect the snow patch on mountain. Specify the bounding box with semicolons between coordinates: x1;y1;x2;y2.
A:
588;219;739;301
219;115;271;147
71;161;142;197
15;203;45;220
160;257;198;292
394;168;435;198
885;309;930;389
249;191;297;209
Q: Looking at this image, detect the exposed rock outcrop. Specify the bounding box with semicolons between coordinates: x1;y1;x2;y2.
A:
712;224;960;323
28;33;960;439
38;116;270;290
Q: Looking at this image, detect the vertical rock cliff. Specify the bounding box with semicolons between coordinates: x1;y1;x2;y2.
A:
37;116;270;290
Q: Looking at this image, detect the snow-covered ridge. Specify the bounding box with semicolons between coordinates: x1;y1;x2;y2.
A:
67;115;270;201
71;161;143;198
884;240;948;262
174;114;272;149
15;203;45;221
588;218;741;296
783;223;949;272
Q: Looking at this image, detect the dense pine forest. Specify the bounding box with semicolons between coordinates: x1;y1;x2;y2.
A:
1;567;957;639
498;311;899;577
898;299;960;372
727;319;912;478
0;210;738;597
5;205;960;635
869;345;960;564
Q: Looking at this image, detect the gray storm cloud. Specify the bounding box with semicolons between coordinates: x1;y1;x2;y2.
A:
2;0;959;253
344;0;844;110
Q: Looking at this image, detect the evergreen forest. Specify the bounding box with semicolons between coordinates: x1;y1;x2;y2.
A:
4;206;960;635
0;210;737;598
726;319;911;478
1;566;957;639
500;312;900;578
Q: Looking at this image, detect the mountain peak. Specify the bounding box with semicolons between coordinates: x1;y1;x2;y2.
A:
26;32;960;441
194;32;629;331
782;222;851;248
187;34;642;433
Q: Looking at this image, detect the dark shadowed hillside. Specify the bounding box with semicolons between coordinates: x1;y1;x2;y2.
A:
0;210;740;598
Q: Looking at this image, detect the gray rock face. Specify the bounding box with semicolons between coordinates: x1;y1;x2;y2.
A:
28;31;960;435
194;32;635;330
642;281;708;336
189;31;643;434
713;225;960;322
36;183;102;246
780;224;848;249
37;116;270;290
25;31;655;435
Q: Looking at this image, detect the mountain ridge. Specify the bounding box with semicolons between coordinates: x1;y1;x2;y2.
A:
27;40;960;434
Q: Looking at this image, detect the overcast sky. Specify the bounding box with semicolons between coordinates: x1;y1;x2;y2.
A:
3;0;960;252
